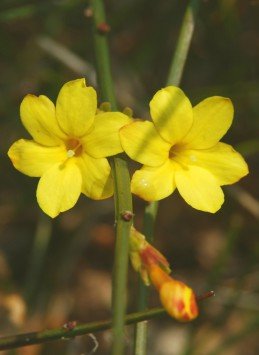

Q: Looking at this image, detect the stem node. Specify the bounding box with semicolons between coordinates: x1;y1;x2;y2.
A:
121;210;134;221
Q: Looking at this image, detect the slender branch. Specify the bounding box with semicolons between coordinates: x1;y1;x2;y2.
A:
167;0;199;87
92;0;116;106
37;36;97;85
0;308;166;351
109;156;133;355
24;213;52;310
134;202;158;353
0;292;212;351
134;321;148;355
92;1;133;354
137;201;159;310
135;1;200;354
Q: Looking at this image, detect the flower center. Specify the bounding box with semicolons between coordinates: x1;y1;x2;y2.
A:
169;144;182;160
169;144;198;170
66;138;83;157
169;144;193;170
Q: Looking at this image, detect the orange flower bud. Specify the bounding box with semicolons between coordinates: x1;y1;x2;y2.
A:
129;227;171;285
149;264;198;322
129;227;199;322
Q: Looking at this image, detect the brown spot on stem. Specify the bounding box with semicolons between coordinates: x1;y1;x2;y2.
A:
97;22;111;34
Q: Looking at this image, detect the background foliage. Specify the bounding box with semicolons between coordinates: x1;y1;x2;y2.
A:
0;0;258;354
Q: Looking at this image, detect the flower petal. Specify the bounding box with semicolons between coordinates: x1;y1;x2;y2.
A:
150;86;193;145
20;94;66;146
120;120;171;166
8;139;67;177
56;78;97;137
177;142;249;185
83;112;132;158
131;159;176;201
182;96;234;149
175;165;224;213
37;161;82;218
77;153;113;199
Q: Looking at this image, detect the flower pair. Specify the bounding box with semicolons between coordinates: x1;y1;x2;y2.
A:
8;78;248;217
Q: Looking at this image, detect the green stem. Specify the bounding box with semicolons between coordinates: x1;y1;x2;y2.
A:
135;1;200;354
24;213;52;309
167;0;199;87
143;201;159;243
134;202;158;353
110;157;133;354
92;0;116;107
134;321;148;355
137;201;159;310
92;1;133;354
0;308;166;351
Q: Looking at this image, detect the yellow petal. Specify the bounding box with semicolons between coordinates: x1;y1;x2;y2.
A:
150;86;193;145
83;112;132;158
20;95;66;146
56;78;97;137
182;96;234;149
177;142;249;185
175;165;224;213
120;120;171;166
37;161;82;218
131;159;176;201
77;153;113;199
8;139;67;177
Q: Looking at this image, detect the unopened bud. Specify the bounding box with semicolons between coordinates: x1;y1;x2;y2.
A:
149;265;198;322
98;102;111;113
123;107;133;117
129;227;170;285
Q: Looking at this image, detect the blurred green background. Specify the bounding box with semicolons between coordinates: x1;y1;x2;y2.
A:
0;0;258;354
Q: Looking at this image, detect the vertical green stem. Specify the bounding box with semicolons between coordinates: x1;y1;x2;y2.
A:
110;157;133;355
134;321;148;355
167;0;199;87
134;202;158;354
92;1;133;354
137;201;159;310
92;0;116;107
135;1;200;354
24;213;52;310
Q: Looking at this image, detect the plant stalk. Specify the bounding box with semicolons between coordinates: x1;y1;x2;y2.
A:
0;308;166;351
92;1;133;354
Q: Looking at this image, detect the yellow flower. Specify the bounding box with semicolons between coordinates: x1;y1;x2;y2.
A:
8;79;132;218
120;86;249;213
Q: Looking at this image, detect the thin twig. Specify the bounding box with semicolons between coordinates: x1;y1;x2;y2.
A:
166;0;200;87
37;36;97;85
226;185;259;219
24;213;52;310
0;308;166;351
